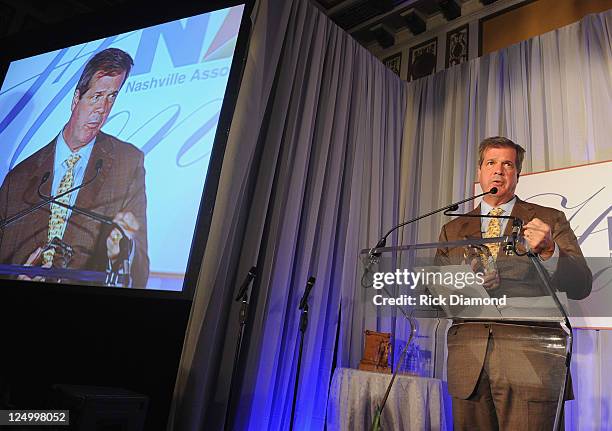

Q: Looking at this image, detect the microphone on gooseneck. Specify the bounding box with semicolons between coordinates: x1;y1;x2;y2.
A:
0;160;104;230
442;187;520;223
36;159;130;238
235;266;257;301
299;276;316;310
37;159;104;201
368;187;500;258
442;188;527;256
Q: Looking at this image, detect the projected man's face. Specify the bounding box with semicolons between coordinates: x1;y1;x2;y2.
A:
64;71;126;151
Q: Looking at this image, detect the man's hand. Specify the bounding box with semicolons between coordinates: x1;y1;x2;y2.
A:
523;218;555;260
106;211;139;261
470;257;500;290
18;246;51;281
25;247;44;266
481;269;500;290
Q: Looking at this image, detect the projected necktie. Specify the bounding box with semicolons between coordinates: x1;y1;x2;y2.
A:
42;153;81;266
483;207;504;263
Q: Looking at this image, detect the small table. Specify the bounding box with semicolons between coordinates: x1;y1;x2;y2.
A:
326;368;447;431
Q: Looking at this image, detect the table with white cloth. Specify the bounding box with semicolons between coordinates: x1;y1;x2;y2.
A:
326;367;447;431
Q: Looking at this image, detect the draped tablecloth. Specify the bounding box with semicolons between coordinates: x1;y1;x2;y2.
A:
326;368;447;431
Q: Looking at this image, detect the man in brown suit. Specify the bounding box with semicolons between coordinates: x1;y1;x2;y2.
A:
0;48;148;287
435;137;591;430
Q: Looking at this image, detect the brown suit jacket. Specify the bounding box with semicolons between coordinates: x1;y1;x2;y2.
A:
0;131;149;287
435;197;592;400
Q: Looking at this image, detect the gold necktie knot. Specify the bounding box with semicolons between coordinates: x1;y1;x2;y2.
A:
65;153;81;169
489;207;504;217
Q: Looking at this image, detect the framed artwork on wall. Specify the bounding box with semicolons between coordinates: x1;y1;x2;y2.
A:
408;37;437;81
382;52;402;76
446;24;469;67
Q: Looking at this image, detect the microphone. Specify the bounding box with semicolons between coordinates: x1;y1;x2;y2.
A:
36;159;118;229
38;193;128;240
446;187;497;212
443;194;526;256
291;275;316;431
507;217;524;255
299;276;316;310
0;160;105;230
38;159;103;202
511;217;522;239
235;266;257;301
0;163;93;229
0;174;54;230
368;187;499;258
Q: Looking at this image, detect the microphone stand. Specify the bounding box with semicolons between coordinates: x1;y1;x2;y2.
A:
527;252;572;431
0;163;102;230
370;316;417;431
224;266;257;431
289;276;315;431
364;188;498;429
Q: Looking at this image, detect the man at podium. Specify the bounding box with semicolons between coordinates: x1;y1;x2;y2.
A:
0;48;149;287
435;136;591;430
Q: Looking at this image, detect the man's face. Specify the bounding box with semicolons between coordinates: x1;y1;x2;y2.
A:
478;146;519;203
65;71;125;149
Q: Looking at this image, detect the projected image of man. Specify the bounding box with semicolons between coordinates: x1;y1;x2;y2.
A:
0;48;149;287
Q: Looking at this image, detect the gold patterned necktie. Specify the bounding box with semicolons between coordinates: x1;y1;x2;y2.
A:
42;153;81;266
483;207;504;261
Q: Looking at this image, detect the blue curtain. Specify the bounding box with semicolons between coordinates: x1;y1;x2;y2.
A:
229;1;406;430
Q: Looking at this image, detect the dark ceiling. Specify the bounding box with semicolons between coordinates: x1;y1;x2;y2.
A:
0;0;496;49
313;0;495;48
0;0;130;37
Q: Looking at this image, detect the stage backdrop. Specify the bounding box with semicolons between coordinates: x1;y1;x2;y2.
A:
0;5;245;290
476;160;612;328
